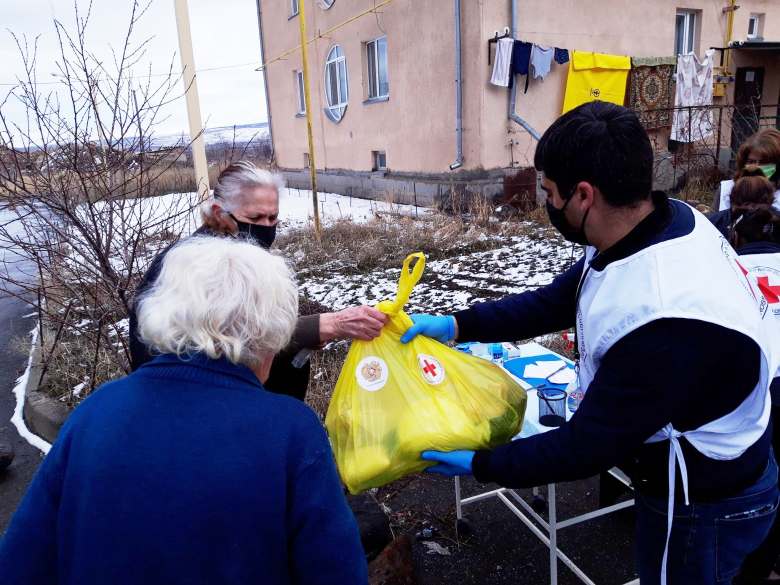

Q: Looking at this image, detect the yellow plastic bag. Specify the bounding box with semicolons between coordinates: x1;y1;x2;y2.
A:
325;252;527;494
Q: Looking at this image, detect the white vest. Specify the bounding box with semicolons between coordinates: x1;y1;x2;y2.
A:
718;179;780;212
740;251;780;381
575;202;775;585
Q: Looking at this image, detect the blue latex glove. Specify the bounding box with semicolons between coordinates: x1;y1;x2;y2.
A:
421;450;474;476
400;314;456;344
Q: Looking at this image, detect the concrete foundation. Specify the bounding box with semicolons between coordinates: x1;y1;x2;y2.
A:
280;167;515;208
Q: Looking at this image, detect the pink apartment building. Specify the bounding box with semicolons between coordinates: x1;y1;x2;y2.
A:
257;0;780;206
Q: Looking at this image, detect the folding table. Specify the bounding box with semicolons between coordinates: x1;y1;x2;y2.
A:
453;342;639;585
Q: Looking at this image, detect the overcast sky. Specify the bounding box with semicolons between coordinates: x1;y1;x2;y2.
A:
0;0;268;137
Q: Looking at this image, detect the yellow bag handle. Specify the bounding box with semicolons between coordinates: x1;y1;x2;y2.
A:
377;252;426;316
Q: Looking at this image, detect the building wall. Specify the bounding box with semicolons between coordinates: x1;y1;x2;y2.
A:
260;0;780;181
261;0;458;175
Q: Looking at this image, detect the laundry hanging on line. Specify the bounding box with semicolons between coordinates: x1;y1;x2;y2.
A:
530;44;555;80
670;50;716;143
629;56;677;130
488;37;569;92
561;50;631;114
490;37;514;87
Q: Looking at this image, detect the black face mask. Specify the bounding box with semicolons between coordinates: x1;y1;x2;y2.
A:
546;193;590;245
229;213;277;249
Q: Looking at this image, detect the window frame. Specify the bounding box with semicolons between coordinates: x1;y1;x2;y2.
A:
324;45;349;123
290;0;299;18
319;0;335;9
372;150;387;171
747;14;763;39
674;10;697;55
366;36;389;100
294;70;306;115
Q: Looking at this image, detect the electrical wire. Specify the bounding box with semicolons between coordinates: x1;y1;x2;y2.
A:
257;0;396;71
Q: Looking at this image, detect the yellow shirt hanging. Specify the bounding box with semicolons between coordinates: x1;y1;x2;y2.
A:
562;51;631;114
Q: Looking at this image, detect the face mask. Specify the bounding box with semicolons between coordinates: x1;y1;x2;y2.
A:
229;213;277;249
546;194;590;245
759;163;777;180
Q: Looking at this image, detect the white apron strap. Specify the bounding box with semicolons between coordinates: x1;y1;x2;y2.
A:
660;426;690;585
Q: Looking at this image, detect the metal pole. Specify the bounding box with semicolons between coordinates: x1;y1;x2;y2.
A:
174;0;210;200
297;0;321;237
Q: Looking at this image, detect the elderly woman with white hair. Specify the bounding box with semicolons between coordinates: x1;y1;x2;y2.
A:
0;237;368;585
128;161;387;401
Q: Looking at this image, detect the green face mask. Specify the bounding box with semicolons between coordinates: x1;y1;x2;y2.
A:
759;163;777;179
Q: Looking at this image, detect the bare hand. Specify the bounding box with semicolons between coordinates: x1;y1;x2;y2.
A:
320;306;388;342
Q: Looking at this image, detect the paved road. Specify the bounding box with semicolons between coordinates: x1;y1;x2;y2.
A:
0;294;41;533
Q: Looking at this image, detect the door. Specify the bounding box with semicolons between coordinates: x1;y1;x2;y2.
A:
731;67;765;150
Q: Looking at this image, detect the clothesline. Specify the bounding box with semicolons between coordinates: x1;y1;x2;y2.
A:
489;35;717;142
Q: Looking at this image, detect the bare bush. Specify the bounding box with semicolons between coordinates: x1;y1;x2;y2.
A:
0;1;199;401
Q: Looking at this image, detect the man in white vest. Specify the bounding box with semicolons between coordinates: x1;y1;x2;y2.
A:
402;102;779;584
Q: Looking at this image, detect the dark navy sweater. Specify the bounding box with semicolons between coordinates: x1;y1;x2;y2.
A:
0;354;367;585
456;194;770;500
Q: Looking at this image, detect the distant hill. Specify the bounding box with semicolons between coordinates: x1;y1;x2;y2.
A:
150;122;269;149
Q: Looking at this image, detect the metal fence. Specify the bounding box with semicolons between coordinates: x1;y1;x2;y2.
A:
626;102;780;196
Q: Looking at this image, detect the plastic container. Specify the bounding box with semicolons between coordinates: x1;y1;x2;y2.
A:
537;386;566;427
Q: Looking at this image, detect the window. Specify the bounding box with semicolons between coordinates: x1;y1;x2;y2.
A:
372;150;386;171
675;10;697;55
748;14;764;39
366;37;389;99
290;0;299;17
318;0;335;8
294;70;306;115
324;45;348;123
303;152;310;168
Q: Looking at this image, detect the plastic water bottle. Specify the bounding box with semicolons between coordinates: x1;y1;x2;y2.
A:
490;343;508;363
566;379;584;413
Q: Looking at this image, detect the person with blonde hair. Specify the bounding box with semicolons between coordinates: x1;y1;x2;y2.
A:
0;236;367;585
129;161;387;400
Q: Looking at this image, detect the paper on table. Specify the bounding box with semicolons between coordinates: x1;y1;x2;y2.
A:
524;360;569;380
549;367;576;385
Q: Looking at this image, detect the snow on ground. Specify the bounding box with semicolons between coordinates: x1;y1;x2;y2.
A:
299;237;580;314
278;188;428;232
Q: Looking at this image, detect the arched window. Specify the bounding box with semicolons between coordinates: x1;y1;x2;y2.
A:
324;45;348;122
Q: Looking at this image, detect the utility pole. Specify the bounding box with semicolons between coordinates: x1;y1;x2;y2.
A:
297;0;321;236
174;0;210;200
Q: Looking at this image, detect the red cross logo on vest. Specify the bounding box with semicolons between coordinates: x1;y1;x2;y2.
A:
757;276;780;304
417;354;445;385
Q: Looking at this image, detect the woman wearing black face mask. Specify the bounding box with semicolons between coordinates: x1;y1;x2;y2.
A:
128;161;388;402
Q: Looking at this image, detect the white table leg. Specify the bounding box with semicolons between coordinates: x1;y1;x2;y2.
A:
549;483;558;585
455;475;463;520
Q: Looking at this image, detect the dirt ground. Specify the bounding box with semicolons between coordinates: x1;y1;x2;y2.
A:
377;472;638;585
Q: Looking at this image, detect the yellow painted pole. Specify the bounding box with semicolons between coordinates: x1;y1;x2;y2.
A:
174;0;210;200
724;0;737;70
297;0;321;237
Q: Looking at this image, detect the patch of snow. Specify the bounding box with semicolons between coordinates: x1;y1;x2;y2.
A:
11;326;51;454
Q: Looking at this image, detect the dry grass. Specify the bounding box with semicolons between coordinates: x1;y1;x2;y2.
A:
277;200;547;280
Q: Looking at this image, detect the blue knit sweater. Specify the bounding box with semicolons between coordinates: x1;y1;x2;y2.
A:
0;353;367;585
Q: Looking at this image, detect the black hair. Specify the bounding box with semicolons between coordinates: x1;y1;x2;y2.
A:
733;207;780;246
534;101;654;207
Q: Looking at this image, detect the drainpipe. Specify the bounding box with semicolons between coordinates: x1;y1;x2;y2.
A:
449;0;464;170
509;0;540;140
255;0;275;162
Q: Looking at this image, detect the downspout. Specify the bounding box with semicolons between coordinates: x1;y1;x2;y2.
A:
449;0;464;170
509;0;540;140
255;0;275;163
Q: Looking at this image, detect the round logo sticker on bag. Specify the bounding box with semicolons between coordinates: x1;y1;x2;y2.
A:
356;356;389;392
418;354;445;385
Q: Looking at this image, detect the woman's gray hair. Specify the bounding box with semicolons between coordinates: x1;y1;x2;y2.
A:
136;236;298;366
201;161;285;220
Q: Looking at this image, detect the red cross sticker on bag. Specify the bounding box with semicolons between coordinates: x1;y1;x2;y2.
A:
417;354;445;385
